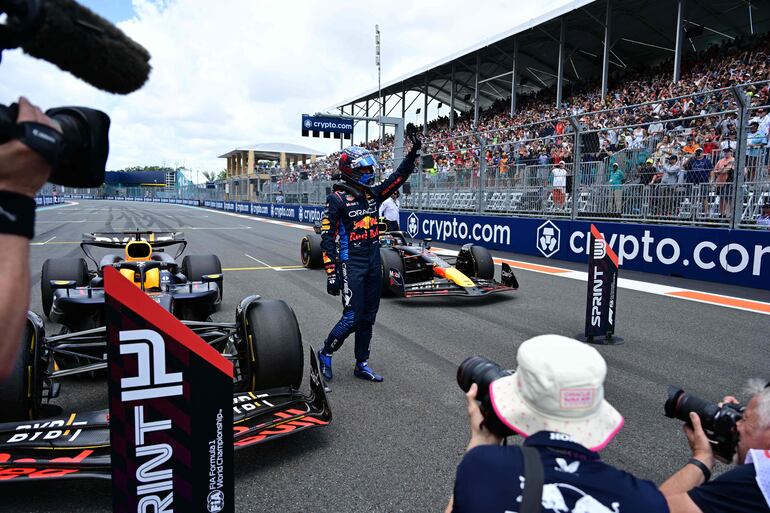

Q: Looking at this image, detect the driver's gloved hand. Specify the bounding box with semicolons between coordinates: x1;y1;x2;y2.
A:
326;261;341;296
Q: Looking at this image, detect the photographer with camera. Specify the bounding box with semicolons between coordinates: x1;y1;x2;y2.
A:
446;335;667;513
660;381;770;512
0;97;58;378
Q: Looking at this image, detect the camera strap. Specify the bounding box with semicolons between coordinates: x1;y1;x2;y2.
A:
520;446;544;513
0;191;36;239
0;121;63;167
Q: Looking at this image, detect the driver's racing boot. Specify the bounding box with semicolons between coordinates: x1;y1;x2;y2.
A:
353;360;383;382
318;349;333;381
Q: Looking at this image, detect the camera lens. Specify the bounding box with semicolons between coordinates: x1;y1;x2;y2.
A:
45;106;110;188
457;356;511;401
664;386;720;431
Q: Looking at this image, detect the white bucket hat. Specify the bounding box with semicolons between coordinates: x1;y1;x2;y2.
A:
488;334;624;451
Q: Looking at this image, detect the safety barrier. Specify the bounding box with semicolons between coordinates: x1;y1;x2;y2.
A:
35;195;64;206
59;195;770;289
399;210;770;289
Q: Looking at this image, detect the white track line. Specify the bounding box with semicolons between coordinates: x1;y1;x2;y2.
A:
37;219;86;223
244;253;273;269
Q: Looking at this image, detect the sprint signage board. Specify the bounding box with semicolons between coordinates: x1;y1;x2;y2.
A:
301;114;353;139
105;267;234;513
400;210;770;289
585;225;619;340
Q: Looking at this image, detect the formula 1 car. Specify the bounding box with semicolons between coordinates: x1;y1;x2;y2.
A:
42;231;224;332
301;223;518;298
0;234;331;482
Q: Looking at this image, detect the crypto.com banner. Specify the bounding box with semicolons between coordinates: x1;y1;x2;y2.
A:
399;210;770;289
105;267;233;513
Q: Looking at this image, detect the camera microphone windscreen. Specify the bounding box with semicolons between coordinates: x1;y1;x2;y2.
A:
3;0;151;94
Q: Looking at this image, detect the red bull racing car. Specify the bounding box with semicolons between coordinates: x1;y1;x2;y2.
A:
301;222;518;298
0;232;331;482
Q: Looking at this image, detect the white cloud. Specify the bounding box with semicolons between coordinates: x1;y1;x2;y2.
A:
0;0;572;172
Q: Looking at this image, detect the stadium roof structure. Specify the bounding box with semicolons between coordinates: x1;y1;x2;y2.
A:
334;0;770;128
218;142;325;160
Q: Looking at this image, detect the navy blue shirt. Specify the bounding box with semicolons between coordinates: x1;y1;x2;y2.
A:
452;431;668;513
688;463;770;513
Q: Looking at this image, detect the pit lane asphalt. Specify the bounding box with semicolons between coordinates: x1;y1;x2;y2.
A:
9;200;770;513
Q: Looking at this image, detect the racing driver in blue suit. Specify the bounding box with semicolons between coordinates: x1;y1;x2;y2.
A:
318;132;421;382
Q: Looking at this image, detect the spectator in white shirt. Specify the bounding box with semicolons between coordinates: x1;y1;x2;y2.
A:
379;191;401;232
551;161;568;209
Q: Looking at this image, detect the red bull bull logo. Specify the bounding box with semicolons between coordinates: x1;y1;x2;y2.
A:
352;216;377;231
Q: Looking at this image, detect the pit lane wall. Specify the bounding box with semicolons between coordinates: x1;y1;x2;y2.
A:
58;196;770;290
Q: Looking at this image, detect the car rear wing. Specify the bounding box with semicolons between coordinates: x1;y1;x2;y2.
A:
80;231;187;264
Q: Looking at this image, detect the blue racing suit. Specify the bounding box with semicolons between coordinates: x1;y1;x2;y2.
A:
320;153;416;361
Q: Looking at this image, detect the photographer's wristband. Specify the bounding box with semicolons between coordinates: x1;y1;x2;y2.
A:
0;191;36;239
688;458;712;483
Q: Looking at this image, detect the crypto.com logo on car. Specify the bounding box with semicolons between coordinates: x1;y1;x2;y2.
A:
536;220;561;258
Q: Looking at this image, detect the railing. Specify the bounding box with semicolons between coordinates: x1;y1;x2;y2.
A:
56;82;770;230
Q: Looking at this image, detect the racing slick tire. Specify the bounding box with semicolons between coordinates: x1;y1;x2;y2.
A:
41;257;89;318
0;318;42;422
182;254;223;304
380;247;404;297
468;245;495;280
243;299;303;391
301;233;323;269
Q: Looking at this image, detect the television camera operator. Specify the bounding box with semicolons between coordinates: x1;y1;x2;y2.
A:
445;335;668;513
0;97;58;378
660;380;770;512
0;0;151;378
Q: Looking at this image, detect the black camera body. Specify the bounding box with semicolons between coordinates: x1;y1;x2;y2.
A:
0;103;110;187
664;386;745;461
457;356;514;438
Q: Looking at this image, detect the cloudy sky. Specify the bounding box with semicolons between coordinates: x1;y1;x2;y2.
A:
1;0;573;174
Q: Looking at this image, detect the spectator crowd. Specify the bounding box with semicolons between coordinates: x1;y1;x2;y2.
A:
267;33;770;224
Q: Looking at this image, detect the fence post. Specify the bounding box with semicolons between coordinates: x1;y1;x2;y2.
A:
730;86;749;229
568;116;583;221
476;136;487;214
417;152;424;212
474;132;486;214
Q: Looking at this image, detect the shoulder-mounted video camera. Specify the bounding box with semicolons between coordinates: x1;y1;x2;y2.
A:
0;0;152;187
